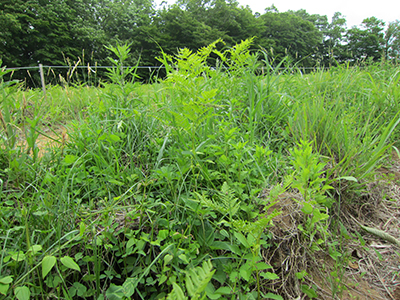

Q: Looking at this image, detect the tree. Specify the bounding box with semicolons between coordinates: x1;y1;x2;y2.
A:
289;9;329;33
345;17;385;62
258;11;322;67
0;0;159;84
0;0;100;66
322;12;348;65
204;0;261;45
384;20;400;61
152;4;223;54
171;0;262;47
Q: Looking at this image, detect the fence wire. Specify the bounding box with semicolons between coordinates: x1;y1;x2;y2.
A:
3;64;331;88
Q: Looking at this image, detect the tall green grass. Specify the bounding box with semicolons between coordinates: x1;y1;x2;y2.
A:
1;41;399;300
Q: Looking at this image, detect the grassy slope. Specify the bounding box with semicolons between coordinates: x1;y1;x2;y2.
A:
1;42;400;299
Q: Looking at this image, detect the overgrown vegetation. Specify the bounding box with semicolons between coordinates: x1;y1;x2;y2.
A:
1;40;400;299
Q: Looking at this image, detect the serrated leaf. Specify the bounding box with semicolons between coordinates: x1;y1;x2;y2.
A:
260;272;279;280
186;274;195;296
60;256;81;272
255;262;273;270
239;264;252;282
185;260;215;299
14;286;30;300
168;282;186;300
42;256;57;279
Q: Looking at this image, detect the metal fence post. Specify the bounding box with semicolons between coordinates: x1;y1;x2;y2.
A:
39;64;46;100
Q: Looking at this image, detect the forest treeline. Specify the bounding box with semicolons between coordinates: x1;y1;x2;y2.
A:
1;0;399;84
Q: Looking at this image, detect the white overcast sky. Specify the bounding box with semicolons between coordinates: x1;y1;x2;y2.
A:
155;0;400;28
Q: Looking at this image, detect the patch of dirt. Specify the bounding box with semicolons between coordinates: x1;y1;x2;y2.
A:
17;126;68;157
259;151;400;299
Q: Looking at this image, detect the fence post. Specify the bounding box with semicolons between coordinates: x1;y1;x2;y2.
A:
39;64;46;100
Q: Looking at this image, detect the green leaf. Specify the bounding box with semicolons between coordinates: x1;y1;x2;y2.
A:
0;283;10;296
260;272;279;280
64;155;77;165
126;237;137;250
60;256;81;272
27;244;42;255
164;254;173;266
44;275;62;288
42;256;57;279
79;221;86;236
239;263;252;282
11;251;26;262
210;241;231;251
234;231;250;248
336;176;358;182
108;179;124;186
255;262;273;270
301;285;318;298
0;276;13;285
262;292;284;300
107;134;120;143
215;286;232;294
168;282;186;300
185;260;215;299
158;230;169;241
122;278;137;298
295;270;308;280
301;202;314;214
72;282;87;297
14;286;30;300
106;284;124;300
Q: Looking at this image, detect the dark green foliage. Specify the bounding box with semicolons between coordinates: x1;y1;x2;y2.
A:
345;17;386;62
2;0;399;87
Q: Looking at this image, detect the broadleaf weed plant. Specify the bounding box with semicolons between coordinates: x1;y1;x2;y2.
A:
288;140;333;246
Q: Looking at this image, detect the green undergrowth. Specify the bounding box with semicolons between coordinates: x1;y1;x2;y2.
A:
1;41;400;299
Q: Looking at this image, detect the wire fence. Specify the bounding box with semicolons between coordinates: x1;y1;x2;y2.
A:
4;64;169;88
4;63;332;89
5;64;325;71
5;65;166;71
